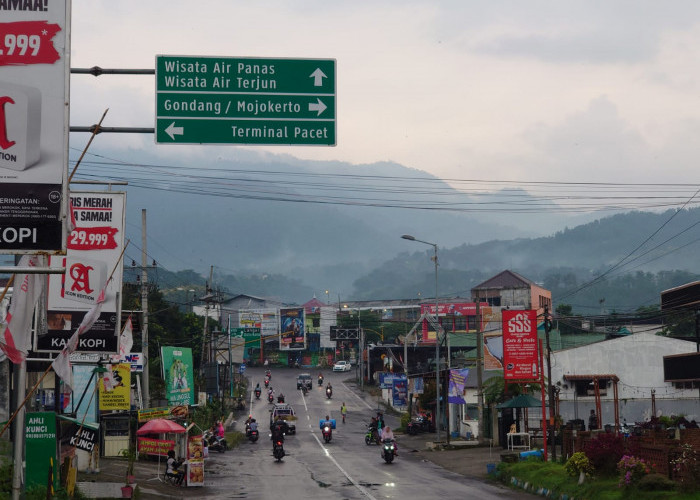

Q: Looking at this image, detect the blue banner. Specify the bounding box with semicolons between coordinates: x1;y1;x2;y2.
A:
392;377;408;407
448;368;469;404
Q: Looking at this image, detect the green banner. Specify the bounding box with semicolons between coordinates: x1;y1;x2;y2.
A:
25;412;58;490
161;346;195;406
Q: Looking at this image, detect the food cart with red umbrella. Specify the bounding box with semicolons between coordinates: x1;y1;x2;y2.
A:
136;418;186;482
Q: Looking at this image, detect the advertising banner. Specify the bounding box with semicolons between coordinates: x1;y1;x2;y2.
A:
408;377;424;395
392;377;408;407
0;0;70;253
25;412;58;490
137;407;170;423
68;364;97;424
138;437;174;456
161;346;195;406
98;362;131;410
502;310;538;380
67;422;99;453
187;434;204;487
239;308;277;342
448;368;469;404
41;191;126;352
109;352;144;372
379;372;406;390
279;307;305;350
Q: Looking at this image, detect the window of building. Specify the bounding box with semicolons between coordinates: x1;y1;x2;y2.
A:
573;379;608;397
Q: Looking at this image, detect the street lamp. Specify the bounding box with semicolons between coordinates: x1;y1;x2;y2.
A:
401;234;441;441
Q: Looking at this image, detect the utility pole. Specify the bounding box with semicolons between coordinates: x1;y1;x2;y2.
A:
200;266;214;372
544;305;556;460
476;297;484;444
141;209;150;409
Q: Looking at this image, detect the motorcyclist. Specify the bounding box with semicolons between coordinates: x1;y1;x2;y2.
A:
326;382;332;397
277;393;285;403
322;414;333;428
318;373;324;385
249;418;258;433
381;425;397;455
376;411;384;431
271;418;287;442
368;416;379;441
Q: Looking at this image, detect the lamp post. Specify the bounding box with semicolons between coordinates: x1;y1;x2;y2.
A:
401;234;441;441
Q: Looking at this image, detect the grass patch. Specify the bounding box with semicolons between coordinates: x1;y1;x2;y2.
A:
225;431;246;449
500;459;700;500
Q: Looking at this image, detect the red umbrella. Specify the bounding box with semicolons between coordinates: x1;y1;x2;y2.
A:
137;418;186;435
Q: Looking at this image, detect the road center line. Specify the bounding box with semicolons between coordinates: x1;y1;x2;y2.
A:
341;382;373;410
310;431;378;500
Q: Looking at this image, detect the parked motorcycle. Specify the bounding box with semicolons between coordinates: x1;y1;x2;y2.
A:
322;424;332;443
364;426;380;445
407;415;432;435
204;430;227;453
381;439;397;463
326;387;332;399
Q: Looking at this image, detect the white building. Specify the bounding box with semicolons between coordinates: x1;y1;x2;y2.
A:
552;331;700;426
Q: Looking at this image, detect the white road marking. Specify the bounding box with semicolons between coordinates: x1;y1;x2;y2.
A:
310;430;378;500
341;382;373;410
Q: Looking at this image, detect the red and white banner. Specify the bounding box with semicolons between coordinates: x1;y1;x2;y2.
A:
41;191;126;353
502;310;539;380
0;254;43;363
0;0;70;252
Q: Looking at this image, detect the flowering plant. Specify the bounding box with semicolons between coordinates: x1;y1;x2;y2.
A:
617;455;653;488
565;452;593;477
671;443;699;491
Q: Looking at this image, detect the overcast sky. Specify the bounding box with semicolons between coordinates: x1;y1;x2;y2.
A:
69;1;700;187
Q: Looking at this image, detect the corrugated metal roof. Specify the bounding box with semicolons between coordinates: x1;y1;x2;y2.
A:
472;270;535;290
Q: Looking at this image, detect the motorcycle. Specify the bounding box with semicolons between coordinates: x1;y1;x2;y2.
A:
266;369;271;379
272;438;285;461
381;439;397;463
364;426;380;445
326;387;332;399
277;394;285;403
322;424;332;443
254;388;261;399
318;375;323;386
268;393;274;404
407;415;432;435
247;428;259;443
301;385;308;396
204;430;227;453
264;378;270;388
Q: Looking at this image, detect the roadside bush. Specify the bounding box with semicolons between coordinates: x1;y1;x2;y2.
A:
637;473;676;492
671;443;700;492
617;455;654;488
583;432;624;475
399;412;411;432
564;452;593;478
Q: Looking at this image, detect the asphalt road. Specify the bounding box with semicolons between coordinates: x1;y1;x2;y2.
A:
200;367;530;500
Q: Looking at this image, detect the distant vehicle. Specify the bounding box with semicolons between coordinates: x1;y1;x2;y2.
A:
333;360;351;372
296;373;313;390
269;403;296;434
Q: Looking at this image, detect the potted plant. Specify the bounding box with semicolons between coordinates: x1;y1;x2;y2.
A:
119;445;137;495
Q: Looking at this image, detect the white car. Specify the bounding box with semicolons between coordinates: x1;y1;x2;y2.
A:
333;360;351;372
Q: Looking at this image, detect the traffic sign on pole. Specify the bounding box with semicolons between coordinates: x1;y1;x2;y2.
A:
155;55;336;146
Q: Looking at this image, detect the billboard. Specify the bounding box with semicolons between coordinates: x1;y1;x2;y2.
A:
448;368;469;404
239;308;277;342
0;0;70;253
279;307;305;350
161;346;195;406
40;191;126;352
502;310;538;380
98;362;131;411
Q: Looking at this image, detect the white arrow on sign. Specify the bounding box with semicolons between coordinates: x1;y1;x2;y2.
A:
308;98;327;116
309;68;327;87
165;122;184;140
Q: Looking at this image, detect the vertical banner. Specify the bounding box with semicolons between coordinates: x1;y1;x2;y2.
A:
68;364;97;424
41;191;126;352
161;346;195;406
0;0;70;253
502;310;538;380
391;375;408;407
98;362;131;410
25;412;58;490
187;434;204;487
409;377;424;395
279;307;305;350
448;368;469;404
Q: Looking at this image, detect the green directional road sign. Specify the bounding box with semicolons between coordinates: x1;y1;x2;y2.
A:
155;55;336;146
